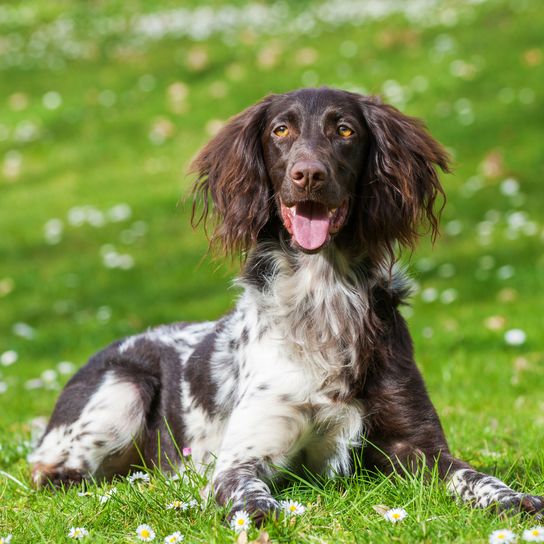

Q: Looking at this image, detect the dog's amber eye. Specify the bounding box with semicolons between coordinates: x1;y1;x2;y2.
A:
337;125;354;138
273;125;289;137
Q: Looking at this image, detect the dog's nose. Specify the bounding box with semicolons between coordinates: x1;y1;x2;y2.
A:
290;160;327;189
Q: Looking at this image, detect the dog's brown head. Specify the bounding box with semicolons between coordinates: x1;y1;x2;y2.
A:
191;87;449;262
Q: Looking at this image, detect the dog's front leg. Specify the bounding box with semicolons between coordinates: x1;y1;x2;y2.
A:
446;468;543;515
210;394;307;523
362;312;544;516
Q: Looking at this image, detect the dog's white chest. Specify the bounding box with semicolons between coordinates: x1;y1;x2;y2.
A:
234;330;366;475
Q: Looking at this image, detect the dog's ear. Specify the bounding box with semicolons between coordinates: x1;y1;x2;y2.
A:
191;96;273;256
357;96;449;261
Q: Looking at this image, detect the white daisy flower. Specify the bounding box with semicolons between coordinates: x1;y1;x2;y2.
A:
0;535;13;544
166;498;198;510
166;500;188;511
136;524;156;541
57;361;76;375
0;350;17;366
164;531;184;543
280;499;306;516
500;178;520;196
128;471;151;484
490;529;517;544
523;527;544;542
504;329;527;346
68;527;89;539
384;508;408;523
98;488;117;503
230;510;251;533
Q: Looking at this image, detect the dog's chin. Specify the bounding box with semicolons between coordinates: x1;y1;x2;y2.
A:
279;199;349;253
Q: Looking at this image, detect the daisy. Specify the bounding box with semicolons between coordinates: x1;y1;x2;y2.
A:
504;329;527;346
384;508;408;523
230;510;251;534
166;500;188;511
164;531;184;543
68;527;89;539
490;529;517;544
128;471;151;484
98;488;117;503
0;535;12;544
280;499;306;516
136;524;156;541
0;350;17;366
523;527;544;542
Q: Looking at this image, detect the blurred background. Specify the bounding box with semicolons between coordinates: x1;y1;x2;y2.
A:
0;0;543;470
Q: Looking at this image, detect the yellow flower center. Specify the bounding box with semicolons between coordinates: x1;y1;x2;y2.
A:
141;529;150;538
237;519;245;525
533;530;541;536
289;505;296;511
392;513;400;519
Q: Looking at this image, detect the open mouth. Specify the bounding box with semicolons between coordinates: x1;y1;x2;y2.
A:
280;200;349;252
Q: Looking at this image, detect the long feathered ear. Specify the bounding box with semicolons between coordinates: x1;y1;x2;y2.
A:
190;97;273;257
357;96;449;262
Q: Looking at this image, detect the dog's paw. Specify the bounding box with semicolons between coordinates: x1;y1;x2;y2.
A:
448;469;544;518
228;495;280;526
31;462;84;489
498;494;544;517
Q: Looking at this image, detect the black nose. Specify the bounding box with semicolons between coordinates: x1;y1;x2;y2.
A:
290;160;327;189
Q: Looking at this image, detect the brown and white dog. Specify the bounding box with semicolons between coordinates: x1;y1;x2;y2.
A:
29;88;543;522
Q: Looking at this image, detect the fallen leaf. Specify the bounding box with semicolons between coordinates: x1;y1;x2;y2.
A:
480;150;504;179
237;530;248;544
250;531;271;544
513;357;529;372
497;288;518;303
372;504;391;516
522;48;542;67
484;315;506;331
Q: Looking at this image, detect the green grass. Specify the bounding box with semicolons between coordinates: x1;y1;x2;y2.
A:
1;0;543;541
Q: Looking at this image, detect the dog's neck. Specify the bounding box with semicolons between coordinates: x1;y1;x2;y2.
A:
238;239;389;396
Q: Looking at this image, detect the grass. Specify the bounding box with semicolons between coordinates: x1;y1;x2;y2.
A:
1;0;543;541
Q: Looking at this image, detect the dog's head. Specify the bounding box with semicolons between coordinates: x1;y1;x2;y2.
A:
191;87;448;262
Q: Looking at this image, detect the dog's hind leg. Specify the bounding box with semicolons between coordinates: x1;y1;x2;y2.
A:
28;354;155;487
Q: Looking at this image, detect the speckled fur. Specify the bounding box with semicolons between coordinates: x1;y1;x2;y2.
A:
30;245;393;503
29;242;544;520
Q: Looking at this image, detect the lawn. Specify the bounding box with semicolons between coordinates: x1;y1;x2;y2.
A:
1;0;543;542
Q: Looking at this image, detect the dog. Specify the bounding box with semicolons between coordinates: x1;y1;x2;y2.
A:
29;87;543;521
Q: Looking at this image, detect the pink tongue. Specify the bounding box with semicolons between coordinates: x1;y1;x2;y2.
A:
292;202;330;250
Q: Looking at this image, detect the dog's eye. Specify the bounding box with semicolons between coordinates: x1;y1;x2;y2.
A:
273;125;289;137
337;125;354;138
